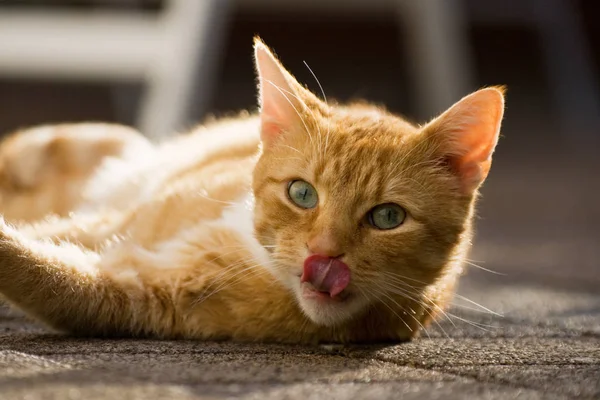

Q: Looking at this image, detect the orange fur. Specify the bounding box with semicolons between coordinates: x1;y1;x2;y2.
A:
0;123;150;222
0;39;505;343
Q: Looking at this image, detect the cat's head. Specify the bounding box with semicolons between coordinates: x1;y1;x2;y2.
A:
251;38;505;327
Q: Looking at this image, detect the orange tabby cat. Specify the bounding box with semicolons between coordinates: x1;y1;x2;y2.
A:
0;39;505;343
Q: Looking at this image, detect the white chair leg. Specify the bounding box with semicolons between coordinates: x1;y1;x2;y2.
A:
138;0;231;140
397;0;474;120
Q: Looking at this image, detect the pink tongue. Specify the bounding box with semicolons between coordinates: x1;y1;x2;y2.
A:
301;255;351;297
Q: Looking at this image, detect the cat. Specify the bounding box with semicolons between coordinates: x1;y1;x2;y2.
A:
0;38;505;344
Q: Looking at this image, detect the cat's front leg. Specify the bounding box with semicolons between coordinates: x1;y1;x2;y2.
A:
0;219;180;338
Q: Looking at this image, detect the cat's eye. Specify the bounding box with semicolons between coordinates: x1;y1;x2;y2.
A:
287;180;318;209
368;203;406;230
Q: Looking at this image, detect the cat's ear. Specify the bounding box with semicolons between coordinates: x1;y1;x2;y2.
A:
422;87;505;193
254;37;306;146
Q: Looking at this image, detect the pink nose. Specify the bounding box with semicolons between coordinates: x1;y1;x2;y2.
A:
301;254;351;297
306;235;344;258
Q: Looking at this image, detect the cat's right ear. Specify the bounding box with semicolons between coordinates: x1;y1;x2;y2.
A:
254;37;305;146
422;87;505;194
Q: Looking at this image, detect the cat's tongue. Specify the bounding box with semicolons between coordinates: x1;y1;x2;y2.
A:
301;255;350;298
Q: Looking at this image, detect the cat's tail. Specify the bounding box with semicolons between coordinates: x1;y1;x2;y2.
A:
0;219;177;338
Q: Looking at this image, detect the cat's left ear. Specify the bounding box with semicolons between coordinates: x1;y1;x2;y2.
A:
254;37;306;146
422;87;505;194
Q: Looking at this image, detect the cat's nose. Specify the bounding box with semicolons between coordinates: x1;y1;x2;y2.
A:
306;235;344;258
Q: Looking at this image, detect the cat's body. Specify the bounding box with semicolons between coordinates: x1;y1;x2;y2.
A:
0;39;505;343
0;123;152;222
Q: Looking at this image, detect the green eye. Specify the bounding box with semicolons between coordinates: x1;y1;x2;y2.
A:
287;180;318;209
368;203;406;230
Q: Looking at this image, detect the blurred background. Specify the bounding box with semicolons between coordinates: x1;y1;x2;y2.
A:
0;0;598;293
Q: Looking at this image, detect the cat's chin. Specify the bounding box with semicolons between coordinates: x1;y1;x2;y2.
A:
295;282;366;327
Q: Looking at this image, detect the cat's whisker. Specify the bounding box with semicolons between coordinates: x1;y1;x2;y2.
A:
195;254;274;292
377;271;500;316
202;267;271;302
272;157;303;162
277;144;303;155
463;260;506;276
373;278;457;329
356;273;442;335
382;282;489;332
446;303;499;314
193;190;236;206
212;261;286;300
380;280;499;332
404;306;432;339
354;286;371;302
372;291;414;333
203;247;259;265
302;60;330;161
192;258;258;301
194;259;280;305
374;280;452;335
303;61;327;105
447;294;502;317
265;80;314;145
375;270;429;286
438;312;494;332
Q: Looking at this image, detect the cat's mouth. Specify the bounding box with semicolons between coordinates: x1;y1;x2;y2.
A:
285;255;364;326
295;278;363;327
300;255;351;298
301;282;352;302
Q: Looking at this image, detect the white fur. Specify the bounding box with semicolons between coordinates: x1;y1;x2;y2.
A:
80;117;261;213
214;193;271;268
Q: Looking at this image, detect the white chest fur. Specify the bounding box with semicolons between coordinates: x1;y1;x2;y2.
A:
213;193;271;268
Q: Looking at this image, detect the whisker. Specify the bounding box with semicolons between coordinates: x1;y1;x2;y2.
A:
452;294;503;317
303;60;327;104
373;278;457;328
463;260;506;276
194;259;280;305
380;282;454;332
379;279;499;332
195;253;275;294
372;291;413;333
265;80;313;145
277;144;303;155
194;190;235;206
404;306;432;339
379;271;501;316
302;60;331;162
442;312;494;331
358;275;446;336
272;157;303;162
